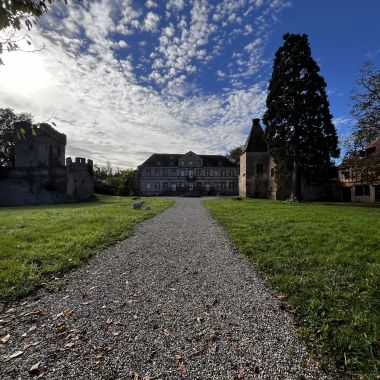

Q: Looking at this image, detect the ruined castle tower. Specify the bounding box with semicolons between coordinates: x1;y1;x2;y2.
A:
14;122;66;168
239;118;276;198
0;121;94;206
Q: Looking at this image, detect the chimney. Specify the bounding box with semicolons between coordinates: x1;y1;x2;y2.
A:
252;118;260;127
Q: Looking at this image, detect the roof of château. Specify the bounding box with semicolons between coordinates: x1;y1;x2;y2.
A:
139;153;237;168
241;118;268;153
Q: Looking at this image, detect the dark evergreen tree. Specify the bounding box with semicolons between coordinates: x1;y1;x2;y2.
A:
263;33;339;200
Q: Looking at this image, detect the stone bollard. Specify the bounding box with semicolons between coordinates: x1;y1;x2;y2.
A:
132;201;145;209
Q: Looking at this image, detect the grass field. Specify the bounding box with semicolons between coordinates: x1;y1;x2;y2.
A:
0;195;173;302
204;198;380;379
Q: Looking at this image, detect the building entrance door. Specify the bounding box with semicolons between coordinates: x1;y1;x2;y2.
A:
342;187;351;202
375;186;380;203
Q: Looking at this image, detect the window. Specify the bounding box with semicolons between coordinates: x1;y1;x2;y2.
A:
154;182;160;190
229;170;234;177
214;182;219;190
180;159;185;166
196;169;202;176
214;170;218;176
229;181;234;189
256;164;263;174
221;170;226;177
180;182;185;189
171;168;176;176
146;169;151;177
189;183;193;191
180;169;185;176
171;182;177;191
196;160;201;166
145;182;151;190
205;182;210;191
163;169;168;176
205;169;210;176
196;182;202;190
156;161;161;165
189;159;193;166
221;182;226;190
155;169;160;176
163;182;168;189
188;169;193;178
355;185;370;196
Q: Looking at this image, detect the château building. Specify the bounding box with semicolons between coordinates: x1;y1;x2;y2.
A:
337;138;380;203
135;151;238;196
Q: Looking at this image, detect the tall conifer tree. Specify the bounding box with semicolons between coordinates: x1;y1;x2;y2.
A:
263;33;339;200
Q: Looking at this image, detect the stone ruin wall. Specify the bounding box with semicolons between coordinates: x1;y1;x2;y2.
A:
0;167;67;206
66;157;94;201
0;157;94;206
0;122;94;206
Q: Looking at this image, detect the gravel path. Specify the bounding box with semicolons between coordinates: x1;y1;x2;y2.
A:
0;198;330;380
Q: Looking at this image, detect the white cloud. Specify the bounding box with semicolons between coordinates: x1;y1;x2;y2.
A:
145;0;157;8
166;0;185;11
0;0;292;169
117;40;128;48
244;24;253;35
143;12;160;32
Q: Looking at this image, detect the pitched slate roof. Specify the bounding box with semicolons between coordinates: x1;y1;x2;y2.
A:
139;153;237;168
241;118;268;153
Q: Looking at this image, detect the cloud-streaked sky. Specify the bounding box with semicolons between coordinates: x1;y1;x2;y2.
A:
0;0;379;168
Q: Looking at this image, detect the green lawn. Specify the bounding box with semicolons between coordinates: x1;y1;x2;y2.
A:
204;198;380;379
0;195;173;302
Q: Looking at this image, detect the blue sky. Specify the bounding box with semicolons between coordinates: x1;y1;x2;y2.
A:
0;0;379;168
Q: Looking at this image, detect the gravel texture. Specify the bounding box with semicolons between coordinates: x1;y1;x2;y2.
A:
0;197;330;379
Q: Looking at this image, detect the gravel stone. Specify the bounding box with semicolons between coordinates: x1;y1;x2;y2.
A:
0;198;331;379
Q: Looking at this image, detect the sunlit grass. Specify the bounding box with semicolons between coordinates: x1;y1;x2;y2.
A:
204;198;380;379
0;195;173;301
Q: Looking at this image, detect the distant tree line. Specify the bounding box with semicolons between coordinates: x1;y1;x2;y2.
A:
94;163;135;196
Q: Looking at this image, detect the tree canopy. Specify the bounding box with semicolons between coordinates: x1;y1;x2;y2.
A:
0;0;75;61
350;60;380;149
227;146;243;165
94;164;135;196
0;108;33;167
0;0;67;31
263;33;339;200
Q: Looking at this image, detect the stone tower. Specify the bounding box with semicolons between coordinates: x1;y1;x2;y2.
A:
14;122;66;168
239;118;275;198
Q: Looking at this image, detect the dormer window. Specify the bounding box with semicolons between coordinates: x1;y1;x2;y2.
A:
189;159;193;166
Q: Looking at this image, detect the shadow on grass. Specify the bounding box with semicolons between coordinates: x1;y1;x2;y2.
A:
0;194;132;212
